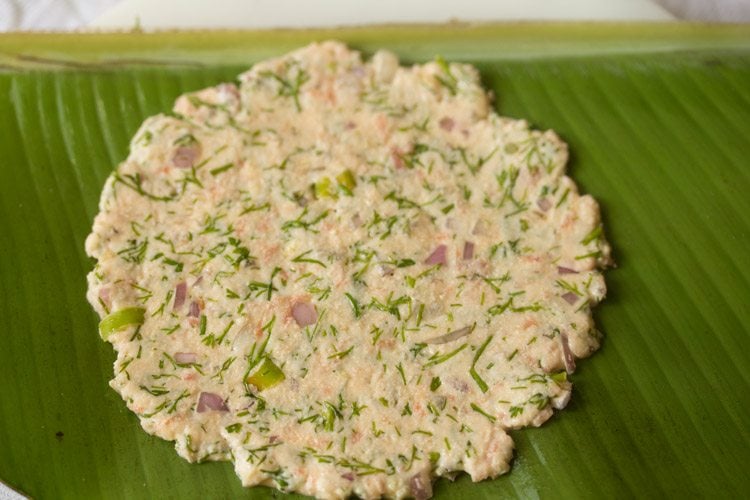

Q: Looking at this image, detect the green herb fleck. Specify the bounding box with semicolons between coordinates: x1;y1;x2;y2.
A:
328;346;354;360
424;343;468;367
469;335;493;393
209;162;235;176
470;402;496;422
344;292;363;319
429;377;441;391
292;249;327;268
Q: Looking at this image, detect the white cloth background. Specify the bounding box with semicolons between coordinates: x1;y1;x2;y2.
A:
0;0;118;30
0;0;748;32
87;0;674;28
656;0;750;20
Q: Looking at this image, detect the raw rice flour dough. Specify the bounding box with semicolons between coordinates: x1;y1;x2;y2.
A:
86;42;611;499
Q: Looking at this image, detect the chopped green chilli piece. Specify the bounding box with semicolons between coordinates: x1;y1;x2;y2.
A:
314;176;337;199
98;307;146;340
336;169;357;193
246;357;286;391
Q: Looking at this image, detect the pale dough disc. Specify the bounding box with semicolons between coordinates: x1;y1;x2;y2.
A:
86;41;611;499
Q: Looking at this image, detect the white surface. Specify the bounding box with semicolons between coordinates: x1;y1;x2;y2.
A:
90;0;674;29
0;482;24;500
656;0;750;21
0;0;118;30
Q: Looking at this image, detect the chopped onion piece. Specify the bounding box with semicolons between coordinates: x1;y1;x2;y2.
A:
196;392;228;412
562;292;579;305
291;301;317;327
462;241;475;260
188;301;201;318
172;144;201;169
439;117;455;131
173;281;187;310
424;244;447;266
557;266;578;275
537;197;552;211
560;332;576;374
410;472;433;500
246;357;286;391
425;324;475;344
98;307;145;340
174;352;197;364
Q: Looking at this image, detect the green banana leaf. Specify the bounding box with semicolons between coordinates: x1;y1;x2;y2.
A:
1;24;749;499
